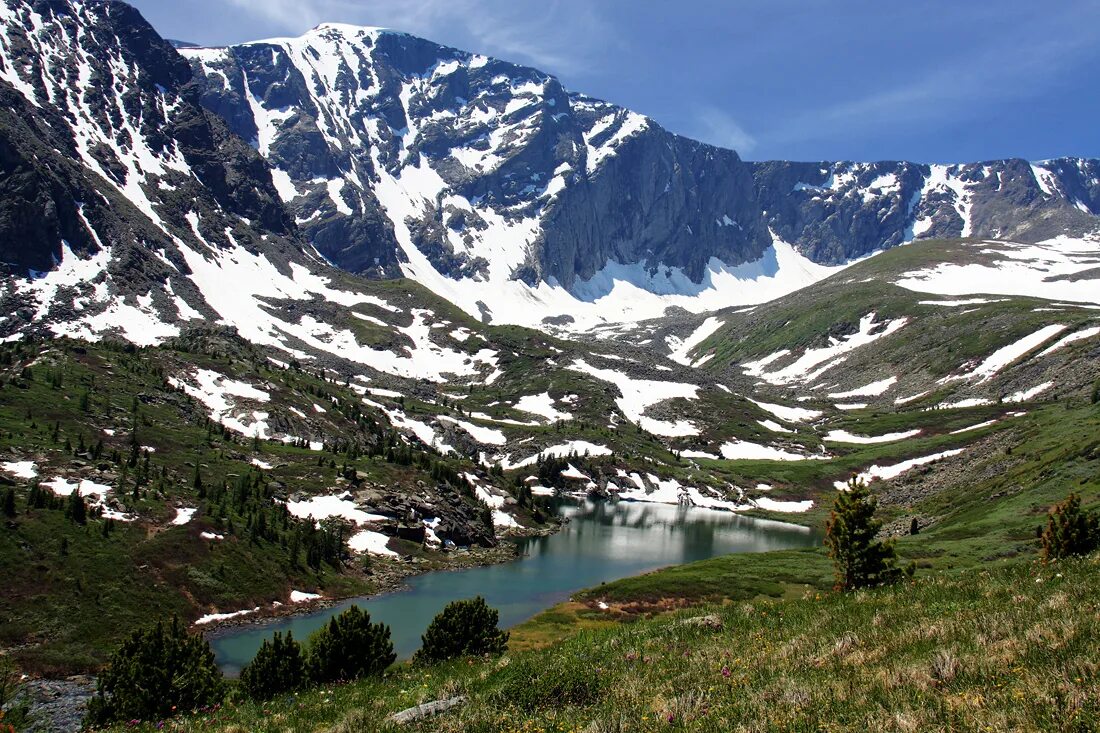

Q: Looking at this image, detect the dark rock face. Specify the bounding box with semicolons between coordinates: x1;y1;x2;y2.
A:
180;25;773;289
751;159;1100;263
180;24;1100;294
0;0;310;336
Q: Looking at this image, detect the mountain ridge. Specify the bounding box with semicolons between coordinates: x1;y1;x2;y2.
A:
172;20;1099;329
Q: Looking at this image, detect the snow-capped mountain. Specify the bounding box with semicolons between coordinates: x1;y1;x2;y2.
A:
0;0;309;344
0;0;1098;345
0;0;497;392
179;22;1100;330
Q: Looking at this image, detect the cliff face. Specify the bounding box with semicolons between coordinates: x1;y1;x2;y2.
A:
181;25;773;289
752;158;1100;263
1;3;1097;337
183;23;1099;301
0;0;312;340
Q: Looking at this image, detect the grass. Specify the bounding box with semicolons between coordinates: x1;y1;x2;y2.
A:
102;555;1100;732
0;337;553;673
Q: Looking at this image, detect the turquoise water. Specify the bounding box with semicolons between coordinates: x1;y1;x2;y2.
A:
209;499;818;674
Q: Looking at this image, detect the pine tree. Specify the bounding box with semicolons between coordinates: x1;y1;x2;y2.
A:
239;631;305;700
84;617;225;726
2;487;15;517
414;596;509;665
66;490;87;525
305;606;394;683
825;478;912;591
1041;493;1100;561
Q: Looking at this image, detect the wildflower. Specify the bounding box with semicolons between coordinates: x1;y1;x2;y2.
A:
721;666;732;678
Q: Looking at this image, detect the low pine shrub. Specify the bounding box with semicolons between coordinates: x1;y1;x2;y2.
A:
826;478;913;590
1042;493;1100;561
84;617;224;726
414;596;508;664
306;606;395;684
239;631;306;701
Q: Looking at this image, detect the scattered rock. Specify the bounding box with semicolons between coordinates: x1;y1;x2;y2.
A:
676;614;723;630
387;695;468;724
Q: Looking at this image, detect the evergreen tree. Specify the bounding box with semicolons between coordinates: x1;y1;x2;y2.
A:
1042;493;1100;561
1092;379;1100;405
414;596;508;665
84;617;224;726
305;606;394;684
66;490;87;525
239;631;305;700
2;487;15;517
825;478;912;591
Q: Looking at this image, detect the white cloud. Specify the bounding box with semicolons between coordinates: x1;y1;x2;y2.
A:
691;105;756;155
223;0;617;76
762;5;1100;149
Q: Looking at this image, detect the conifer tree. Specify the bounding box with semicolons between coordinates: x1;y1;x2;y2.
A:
414;596;509;664
305;606;394;683
84;617;224;726
825;478;912;591
2;487;15;517
66;490;87;524
1042;493;1100;561
239;631;305;700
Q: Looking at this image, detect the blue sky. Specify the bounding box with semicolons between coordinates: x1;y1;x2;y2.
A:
129;0;1100;163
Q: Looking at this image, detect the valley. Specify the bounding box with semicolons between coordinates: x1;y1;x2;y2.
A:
0;1;1097;731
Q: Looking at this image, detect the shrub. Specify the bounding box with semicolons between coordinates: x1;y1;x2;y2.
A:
415;596;508;665
306;606;395;684
84;617;225;727
493;654;606;710
825;478;913;591
1042;493;1100;561
239;631;305;701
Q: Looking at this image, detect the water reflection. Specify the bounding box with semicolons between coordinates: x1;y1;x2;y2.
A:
210;499;817;674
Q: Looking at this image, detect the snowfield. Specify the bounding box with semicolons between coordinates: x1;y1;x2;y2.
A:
836;449;966;490
286;493;389;526
895;237;1100;306
168;368;273;438
1;461;37;479
941;324;1067;383
720;440;826;462
567;359;700;436
497;440;613;470
348;529;398;556
744;313;909;386
513;392;573;422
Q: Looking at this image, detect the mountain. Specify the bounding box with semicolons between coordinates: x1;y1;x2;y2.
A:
178;23;1100;330
1;0;1100;693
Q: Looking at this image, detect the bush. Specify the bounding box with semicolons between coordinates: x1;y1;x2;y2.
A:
239;631;305;701
826;478;912;591
306;606;395;684
414;596;508;665
492;654;606;710
84;617;225;727
1042;493;1100;561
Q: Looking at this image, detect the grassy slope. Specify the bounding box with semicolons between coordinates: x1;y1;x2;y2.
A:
0;337;543;674
106;556;1100;732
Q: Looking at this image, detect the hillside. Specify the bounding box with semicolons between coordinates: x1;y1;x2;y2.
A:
100;556;1100;732
0;2;1099;730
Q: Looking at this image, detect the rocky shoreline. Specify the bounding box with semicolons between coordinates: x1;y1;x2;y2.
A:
198;527;556;636
15;523;559;732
